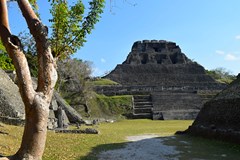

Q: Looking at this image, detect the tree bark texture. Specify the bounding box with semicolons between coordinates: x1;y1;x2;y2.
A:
0;0;57;159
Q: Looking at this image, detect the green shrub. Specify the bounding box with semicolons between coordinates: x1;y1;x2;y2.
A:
206;68;236;84
0;53;14;71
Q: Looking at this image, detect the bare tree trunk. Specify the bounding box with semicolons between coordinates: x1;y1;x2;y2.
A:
12;96;50;160
0;0;57;159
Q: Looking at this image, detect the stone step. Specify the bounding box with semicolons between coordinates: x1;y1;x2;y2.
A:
134;106;153;109
134;105;153;108
134;101;153;105
134;101;152;103
132;94;153;119
133;95;151;100
132;113;152;119
134;99;151;102
134;108;152;114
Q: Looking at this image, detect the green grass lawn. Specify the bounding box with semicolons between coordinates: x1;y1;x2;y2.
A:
1;120;240;160
0;120;191;159
89;78;119;86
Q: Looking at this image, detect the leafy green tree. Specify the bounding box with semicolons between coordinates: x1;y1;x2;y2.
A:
50;0;104;58
0;40;14;70
206;67;236;84
0;0;104;159
17;0;104;75
0;53;14;70
57;58;93;115
0;39;5;52
57;58;92;92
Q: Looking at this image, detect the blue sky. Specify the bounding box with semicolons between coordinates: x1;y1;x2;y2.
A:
8;0;240;76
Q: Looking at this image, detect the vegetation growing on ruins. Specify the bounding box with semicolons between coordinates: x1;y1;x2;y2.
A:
87;94;132;119
206;67;236;84
89;78;119;86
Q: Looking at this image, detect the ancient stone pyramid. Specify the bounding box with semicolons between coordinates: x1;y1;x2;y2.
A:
105;40;221;88
101;40;226;120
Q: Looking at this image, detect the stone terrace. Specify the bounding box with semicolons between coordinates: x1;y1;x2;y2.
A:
98;40;226;120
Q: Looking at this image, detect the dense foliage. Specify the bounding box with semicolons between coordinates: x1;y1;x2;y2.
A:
206;67;236;84
57;58;92;93
0;40;5;52
0;40;14;70
0;53;15;70
49;0;105;58
10;0;105;76
56;58;93;112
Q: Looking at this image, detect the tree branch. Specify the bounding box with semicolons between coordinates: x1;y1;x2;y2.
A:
17;0;58;96
0;0;11;42
0;0;35;105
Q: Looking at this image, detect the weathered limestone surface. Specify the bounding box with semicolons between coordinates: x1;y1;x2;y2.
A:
106;40;220;86
186;74;240;143
0;68;82;129
124;40;190;65
151;91;202;120
0;69;25;119
101;40;226;119
53;92;83;124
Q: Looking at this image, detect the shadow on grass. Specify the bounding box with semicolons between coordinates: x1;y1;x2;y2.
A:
78;136;180;160
79;141;127;160
79;135;240;160
162;135;240;160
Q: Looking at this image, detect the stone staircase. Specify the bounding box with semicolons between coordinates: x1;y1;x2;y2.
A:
133;95;153;119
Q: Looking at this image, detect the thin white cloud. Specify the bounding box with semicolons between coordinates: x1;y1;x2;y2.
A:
215;50;225;55
224;53;240;61
216;50;240;61
235;35;240;40
100;58;106;63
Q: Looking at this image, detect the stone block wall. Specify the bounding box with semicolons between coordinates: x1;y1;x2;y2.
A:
186;75;240;143
105;63;220;86
187;98;240;143
101;40;226;120
150;90;217;120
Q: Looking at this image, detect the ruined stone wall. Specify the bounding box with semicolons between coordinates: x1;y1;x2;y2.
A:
186;75;240;143
151;91;208;120
105;40;220;87
101;40;226;120
123;40;191;65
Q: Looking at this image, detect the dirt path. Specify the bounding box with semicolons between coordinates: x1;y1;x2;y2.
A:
98;134;180;160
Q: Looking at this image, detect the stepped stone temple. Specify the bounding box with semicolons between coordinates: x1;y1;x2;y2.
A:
96;40;226;120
